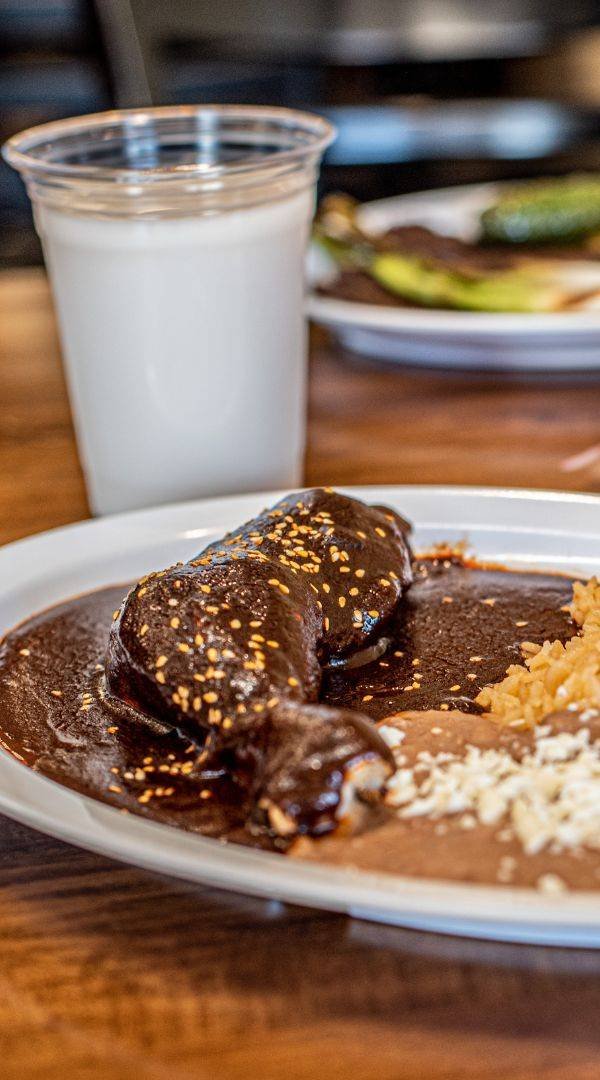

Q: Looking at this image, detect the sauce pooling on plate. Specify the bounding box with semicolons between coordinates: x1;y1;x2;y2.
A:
323;557;574;717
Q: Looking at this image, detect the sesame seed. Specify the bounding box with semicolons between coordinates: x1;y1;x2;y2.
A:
156;671;166;684
375;527;386;538
230;618;242;629
482;598;496;606
442;596;453;604
368;610;379;618
177;643;190;653
362;694;373;702
515;620;529;627
200;584;211;594
170;617;180;629
322;583;331;593
18;648;30;657
450;684;461;692
338;596;346;608
50;689;62;697
288;677;299;687
203;691;218;704
195;633;204;646
268;578;280;587
469;656;483;663
156;655;167;668
139;623;149;637
355;569;365;579
168;598;178;607
107;726;118;734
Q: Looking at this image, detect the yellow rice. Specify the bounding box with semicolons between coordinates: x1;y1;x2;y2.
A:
476;577;600;725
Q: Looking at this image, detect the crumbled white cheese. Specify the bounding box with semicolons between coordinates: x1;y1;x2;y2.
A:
537;873;568;895
497;855;517;883
378;724;406;749
383;724;600;857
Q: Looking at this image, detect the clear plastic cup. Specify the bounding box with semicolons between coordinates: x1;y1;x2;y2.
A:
3;106;335;515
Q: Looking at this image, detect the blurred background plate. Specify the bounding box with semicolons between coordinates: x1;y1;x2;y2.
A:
307;182;600;371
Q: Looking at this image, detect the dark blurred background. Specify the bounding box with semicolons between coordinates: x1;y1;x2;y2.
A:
2;0;600;268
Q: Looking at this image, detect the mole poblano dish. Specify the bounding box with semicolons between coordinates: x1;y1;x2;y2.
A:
1;489;600;894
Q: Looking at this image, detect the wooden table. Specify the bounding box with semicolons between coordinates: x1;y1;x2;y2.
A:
1;267;600;1080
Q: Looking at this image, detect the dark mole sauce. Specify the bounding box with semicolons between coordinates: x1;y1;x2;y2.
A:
0;559;575;851
323;559;574;717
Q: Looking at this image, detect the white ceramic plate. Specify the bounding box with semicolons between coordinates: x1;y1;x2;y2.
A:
307;182;600;371
2;485;600;947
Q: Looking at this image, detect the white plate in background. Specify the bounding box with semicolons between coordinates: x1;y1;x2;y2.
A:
1;486;600;946
307;183;600;371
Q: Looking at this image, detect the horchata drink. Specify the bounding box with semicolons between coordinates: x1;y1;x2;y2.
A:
3;107;334;514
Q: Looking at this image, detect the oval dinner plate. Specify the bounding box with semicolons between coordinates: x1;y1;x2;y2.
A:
307;182;600;371
2;485;600;946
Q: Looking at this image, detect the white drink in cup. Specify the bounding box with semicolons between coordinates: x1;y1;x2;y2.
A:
3;106;334;515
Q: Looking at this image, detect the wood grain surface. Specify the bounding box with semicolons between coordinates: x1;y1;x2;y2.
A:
1;268;600;1080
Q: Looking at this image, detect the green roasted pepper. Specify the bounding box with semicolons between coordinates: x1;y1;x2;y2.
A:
480;175;600;246
371;252;562;313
